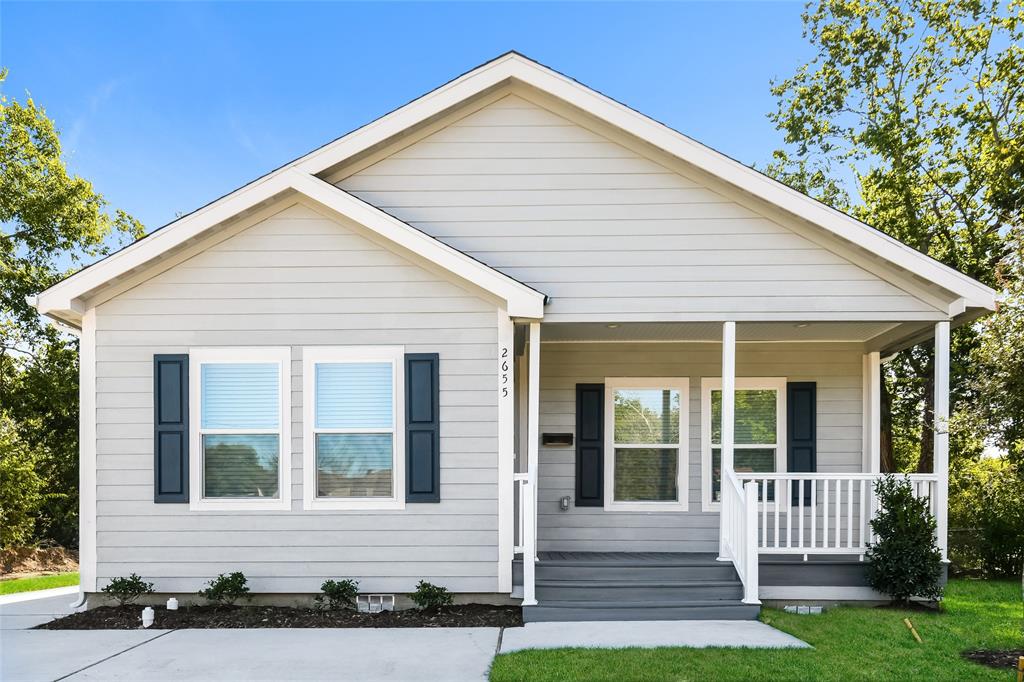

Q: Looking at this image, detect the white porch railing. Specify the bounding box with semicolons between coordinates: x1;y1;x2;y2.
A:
512;472;531;555
719;470;760;604
513;471;537;605
734;473;940;556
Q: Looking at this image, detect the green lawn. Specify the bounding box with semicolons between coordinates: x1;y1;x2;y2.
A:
0;572;80;596
491;580;1023;681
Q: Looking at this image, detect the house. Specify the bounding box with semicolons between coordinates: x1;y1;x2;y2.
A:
33;53;996;621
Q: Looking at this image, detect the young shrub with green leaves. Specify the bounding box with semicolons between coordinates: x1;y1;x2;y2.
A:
865;475;944;604
199;572;250;606
315;579;359;610
101;574;154;606
410;580;453;609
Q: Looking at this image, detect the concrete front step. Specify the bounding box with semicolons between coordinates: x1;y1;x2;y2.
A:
524;600;761;622
535;579;743;602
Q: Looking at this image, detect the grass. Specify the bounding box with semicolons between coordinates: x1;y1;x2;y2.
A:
490;580;1023;681
0;572;80;596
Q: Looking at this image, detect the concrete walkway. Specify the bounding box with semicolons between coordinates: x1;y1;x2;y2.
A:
499;619;811;653
2;590;810;681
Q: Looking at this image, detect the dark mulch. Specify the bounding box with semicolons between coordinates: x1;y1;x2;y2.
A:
38;603;522;630
961;649;1024;671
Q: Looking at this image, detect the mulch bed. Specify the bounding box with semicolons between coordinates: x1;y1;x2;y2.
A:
38;603;522;630
961;650;1024;671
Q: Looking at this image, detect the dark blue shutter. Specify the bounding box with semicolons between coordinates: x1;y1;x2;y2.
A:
405;353;440;502
575;383;604;507
787;382;816;505
154;354;189;503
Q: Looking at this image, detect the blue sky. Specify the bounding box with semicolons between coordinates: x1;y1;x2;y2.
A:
3;1;812;235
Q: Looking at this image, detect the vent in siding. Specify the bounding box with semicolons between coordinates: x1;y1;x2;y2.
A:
357;594;395;613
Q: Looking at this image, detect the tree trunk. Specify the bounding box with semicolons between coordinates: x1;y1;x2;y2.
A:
917;354;935;473
880;374;895;473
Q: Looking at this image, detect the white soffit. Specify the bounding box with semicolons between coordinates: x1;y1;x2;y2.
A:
540;321;901;343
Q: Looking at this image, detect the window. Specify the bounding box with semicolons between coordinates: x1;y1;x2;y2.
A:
189;348;291;511
603;378;688;511
303;347;405;510
701;377;786;511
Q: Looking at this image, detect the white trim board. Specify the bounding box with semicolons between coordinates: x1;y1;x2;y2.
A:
35;52;994;328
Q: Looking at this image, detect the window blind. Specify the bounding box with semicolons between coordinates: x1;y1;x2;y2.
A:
315;363;393;429
201;363;279;430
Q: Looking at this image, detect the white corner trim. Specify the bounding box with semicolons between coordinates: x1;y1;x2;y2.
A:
300;345;406;511
603;377;689;512
79;308;98;593
188;347;293;512
496;310;515;592
700;377;788;513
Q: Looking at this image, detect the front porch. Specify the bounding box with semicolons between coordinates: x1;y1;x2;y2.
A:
508;320;951;619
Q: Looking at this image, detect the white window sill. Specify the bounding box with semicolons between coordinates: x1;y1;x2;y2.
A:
604;500;688;513
190;498;291;512
303;497;406;511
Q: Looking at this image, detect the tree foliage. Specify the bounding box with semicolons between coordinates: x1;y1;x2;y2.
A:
767;0;1023;472
0;412;45;547
0;68;144;548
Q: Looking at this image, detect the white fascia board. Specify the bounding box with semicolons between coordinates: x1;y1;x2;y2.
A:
293;53;995;310
34;168;545;321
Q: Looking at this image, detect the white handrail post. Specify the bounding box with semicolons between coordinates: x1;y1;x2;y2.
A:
521;480;537;606
934;321;950;562
743;481;760;604
718;321;736;561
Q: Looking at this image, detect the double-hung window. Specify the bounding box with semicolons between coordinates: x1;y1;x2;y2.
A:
701;377;786;510
303;347;405;510
189;348;291;511
603;378;688;511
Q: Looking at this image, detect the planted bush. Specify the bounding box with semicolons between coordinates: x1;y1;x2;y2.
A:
410;580;453;609
865;475;944;604
199;572;250;606
101;574;154;605
315;579;359;610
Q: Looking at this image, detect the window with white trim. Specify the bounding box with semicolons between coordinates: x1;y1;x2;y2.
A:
189;347;291;511
604;378;688;511
701;377;786;510
303;347;405;510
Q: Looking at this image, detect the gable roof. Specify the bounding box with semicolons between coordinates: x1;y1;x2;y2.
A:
32;170;547;325
35;51;996;327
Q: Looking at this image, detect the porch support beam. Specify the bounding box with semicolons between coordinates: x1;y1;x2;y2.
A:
862;352;881;474
522;321;541;606
718;321;736;561
934;321;950;561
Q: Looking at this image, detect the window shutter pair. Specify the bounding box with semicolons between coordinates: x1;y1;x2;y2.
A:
571;381;818;507
152;352;442;504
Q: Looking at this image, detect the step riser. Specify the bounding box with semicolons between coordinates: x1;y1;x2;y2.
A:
536;584;743;602
524;605;761;622
536;565;737;581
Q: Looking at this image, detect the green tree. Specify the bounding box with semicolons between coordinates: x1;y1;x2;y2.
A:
1;68;144;547
767;0;1023;472
0;412;45;548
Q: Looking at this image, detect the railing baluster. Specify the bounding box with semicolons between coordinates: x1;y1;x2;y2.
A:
835;480;842;549
761;479;768;549
823;479;830;549
785;480;792;548
859;479;866;549
797;479;804;549
774;480;781;549
810;480;817;550
846;479;853;549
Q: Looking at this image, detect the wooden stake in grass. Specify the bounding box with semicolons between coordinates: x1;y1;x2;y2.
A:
1016;655;1022;682
903;618;922;644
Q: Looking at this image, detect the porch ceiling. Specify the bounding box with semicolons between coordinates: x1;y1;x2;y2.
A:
539;321;902;344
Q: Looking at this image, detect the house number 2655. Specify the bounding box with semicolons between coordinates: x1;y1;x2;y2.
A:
500;347;509;397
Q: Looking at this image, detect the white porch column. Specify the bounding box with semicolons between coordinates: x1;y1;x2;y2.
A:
522;321;541;606
862;352;882;474
718;321;736;560
934;321;950;561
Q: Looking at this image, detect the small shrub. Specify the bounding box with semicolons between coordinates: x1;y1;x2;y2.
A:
199;571;250;606
865;475;944;604
101;574;154;606
410;580;453;609
315;578;359;610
